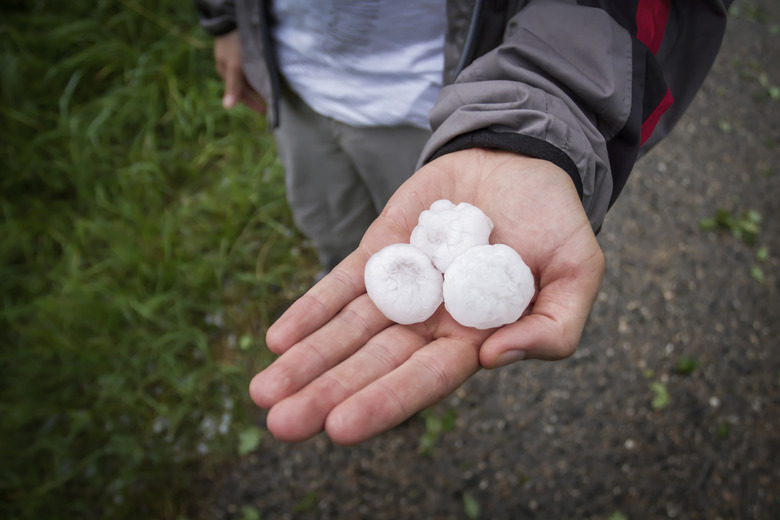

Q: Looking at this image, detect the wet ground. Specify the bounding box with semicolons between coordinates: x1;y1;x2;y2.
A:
200;2;779;519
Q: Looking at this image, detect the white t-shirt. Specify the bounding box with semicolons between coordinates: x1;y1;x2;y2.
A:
272;0;446;129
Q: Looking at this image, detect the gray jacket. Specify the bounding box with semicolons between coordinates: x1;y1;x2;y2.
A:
195;0;731;232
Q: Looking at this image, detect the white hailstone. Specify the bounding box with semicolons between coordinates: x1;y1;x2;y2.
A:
443;244;534;329
364;243;443;325
410;199;494;272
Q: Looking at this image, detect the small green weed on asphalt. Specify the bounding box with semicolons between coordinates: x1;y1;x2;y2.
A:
463;492;481;519
699;208;762;245
675;356;701;375
418;406;458;456
1;2;315;519
650;381;671;411
699;208;772;283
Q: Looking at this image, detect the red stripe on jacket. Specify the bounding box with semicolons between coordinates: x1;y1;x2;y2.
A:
636;0;673;144
636;0;670;54
640;88;674;145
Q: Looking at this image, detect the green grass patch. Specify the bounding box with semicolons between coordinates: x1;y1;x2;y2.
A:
1;2;315;518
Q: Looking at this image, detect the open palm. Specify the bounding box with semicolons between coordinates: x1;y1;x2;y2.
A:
250;149;605;444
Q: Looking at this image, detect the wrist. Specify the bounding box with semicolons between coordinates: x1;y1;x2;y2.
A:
427;130;582;202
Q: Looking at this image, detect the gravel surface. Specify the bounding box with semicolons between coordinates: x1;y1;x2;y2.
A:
200;3;779;519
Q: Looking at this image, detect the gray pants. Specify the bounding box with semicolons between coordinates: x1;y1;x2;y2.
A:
273;87;431;272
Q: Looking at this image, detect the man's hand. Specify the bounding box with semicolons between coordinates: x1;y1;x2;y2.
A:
250;149;605;445
213;30;266;114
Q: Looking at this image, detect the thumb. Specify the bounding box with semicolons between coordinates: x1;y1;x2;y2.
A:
480;311;584;367
479;262;603;367
222;68;241;109
222;76;239;108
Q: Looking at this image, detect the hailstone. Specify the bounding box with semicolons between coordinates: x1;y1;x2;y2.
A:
410;199;494;272
443;244;534;329
364;243;443;324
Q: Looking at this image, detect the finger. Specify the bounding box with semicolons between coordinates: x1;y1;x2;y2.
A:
324;336;481;445
251;293;391;409
266;250;371;355
265;325;429;442
480;251;604;366
222;64;243;108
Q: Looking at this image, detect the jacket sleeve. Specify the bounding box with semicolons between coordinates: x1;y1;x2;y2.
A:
421;0;731;233
194;0;237;36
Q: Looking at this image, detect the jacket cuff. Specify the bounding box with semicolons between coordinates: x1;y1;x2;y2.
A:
199;16;237;36
195;0;237;36
417;79;613;233
427;129;583;201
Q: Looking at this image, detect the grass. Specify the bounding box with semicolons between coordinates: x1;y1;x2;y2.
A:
0;1;316;518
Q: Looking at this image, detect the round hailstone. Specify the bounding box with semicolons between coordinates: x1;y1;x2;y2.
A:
364;243;443;325
443;244;534;329
410;199;494;272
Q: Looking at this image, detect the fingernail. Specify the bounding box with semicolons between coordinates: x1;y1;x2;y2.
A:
222;94;235;108
495;350;526;367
